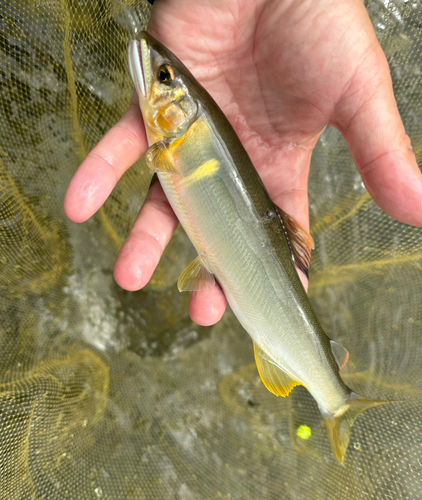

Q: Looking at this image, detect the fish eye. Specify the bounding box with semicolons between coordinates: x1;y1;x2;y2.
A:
158;64;175;85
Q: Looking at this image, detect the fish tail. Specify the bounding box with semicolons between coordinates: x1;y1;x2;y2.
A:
323;392;388;464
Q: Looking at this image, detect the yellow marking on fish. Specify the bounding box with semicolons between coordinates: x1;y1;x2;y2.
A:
170;124;195;150
184;159;220;186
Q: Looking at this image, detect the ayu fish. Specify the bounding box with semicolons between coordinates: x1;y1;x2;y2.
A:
128;32;386;464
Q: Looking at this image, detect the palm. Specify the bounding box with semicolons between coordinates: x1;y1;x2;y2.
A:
64;0;422;326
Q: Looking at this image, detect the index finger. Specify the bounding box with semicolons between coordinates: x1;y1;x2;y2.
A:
63;93;147;223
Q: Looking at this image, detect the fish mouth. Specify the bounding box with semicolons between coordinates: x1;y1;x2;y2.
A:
128;37;151;100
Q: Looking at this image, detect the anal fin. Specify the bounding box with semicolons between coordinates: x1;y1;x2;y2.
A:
146;140;179;174
275;206;314;279
254;344;301;397
177;254;215;292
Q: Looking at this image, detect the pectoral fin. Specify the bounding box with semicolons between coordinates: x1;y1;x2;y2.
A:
177;254;215;292
275;206;314;279
146;141;179;174
254;344;301;397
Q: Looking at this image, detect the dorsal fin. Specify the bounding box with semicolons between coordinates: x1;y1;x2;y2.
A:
254;344;301;397
330;340;349;370
275;206;314;279
177;254;215;292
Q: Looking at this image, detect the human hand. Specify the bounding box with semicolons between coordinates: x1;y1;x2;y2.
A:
64;0;422;326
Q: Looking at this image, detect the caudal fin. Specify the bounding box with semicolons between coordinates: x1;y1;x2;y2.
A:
324;393;388;464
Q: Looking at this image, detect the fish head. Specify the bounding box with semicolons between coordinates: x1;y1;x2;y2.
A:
128;32;198;141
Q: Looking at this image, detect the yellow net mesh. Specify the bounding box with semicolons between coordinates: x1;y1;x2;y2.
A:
0;1;421;498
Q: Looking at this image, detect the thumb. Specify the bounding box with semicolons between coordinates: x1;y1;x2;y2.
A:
335;48;422;227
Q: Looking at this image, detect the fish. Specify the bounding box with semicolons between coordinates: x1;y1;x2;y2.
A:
128;32;387;464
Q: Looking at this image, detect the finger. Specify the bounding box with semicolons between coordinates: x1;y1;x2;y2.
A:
334;48;422;227
114;177;178;291
189;285;227;327
64;93;147;223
